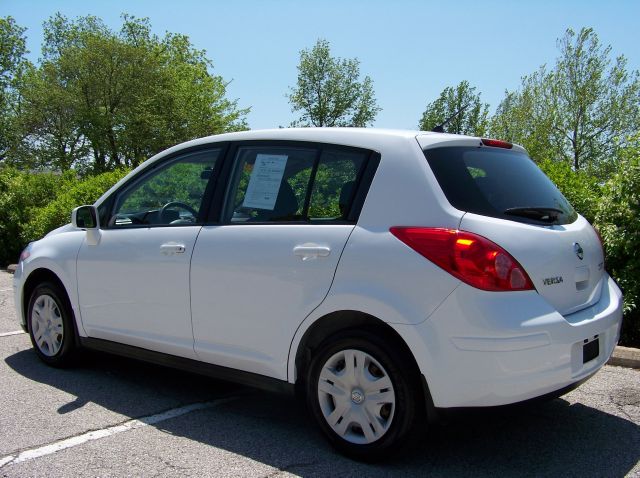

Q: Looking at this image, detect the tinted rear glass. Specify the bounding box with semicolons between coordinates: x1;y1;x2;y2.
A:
424;146;577;225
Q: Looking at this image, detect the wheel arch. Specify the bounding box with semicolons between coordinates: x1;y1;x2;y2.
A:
22;268;81;345
292;311;420;390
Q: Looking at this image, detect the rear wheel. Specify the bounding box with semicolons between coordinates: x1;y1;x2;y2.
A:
306;331;419;460
27;282;77;367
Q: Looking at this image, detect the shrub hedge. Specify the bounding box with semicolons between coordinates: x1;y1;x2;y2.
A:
0;169;127;266
22;170;127;242
0;168;67;266
594;145;640;346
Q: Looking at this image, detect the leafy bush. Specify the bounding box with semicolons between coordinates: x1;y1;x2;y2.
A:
0;167;126;266
595;141;640;346
0;168;68;266
539;159;601;222
22;169;128;243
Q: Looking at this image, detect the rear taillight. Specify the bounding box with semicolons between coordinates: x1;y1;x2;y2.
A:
389;227;534;292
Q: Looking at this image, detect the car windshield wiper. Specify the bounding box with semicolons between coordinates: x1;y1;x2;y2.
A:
503;207;564;222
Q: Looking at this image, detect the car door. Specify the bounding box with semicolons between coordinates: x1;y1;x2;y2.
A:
76;147;222;358
190;142;375;379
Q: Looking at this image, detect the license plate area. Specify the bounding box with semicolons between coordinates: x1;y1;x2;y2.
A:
582;336;599;364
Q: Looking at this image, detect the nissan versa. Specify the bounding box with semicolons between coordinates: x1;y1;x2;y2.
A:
14;128;623;460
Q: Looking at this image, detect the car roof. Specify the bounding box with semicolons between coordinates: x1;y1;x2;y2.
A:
93;128;525;208
165;127;423;152
152;127;491;163
187;127;424;143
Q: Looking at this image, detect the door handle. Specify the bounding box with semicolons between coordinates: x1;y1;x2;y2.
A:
160;243;186;255
293;244;331;261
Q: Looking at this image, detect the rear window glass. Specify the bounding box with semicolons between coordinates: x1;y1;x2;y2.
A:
424;146;577;225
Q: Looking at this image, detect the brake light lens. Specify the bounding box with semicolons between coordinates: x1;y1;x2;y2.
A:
389;227;534;292
481;138;513;149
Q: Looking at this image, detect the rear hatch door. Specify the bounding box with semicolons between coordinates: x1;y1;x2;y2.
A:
460;213;604;315
422;142;604;315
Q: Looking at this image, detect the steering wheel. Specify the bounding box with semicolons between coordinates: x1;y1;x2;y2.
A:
160;201;199;223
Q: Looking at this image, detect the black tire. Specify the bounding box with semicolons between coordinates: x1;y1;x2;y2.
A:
27;281;77;367
306;329;420;461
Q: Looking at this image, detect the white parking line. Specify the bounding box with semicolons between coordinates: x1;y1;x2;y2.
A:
0;288;12;292
0;330;25;337
0;396;238;468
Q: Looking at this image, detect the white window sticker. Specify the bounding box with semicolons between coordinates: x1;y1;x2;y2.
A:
242;154;288;210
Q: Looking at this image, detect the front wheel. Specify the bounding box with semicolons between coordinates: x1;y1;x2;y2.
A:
306;331;419;460
27;282;77;367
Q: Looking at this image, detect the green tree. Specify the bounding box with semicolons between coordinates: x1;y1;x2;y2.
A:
418;81;489;136
491;28;640;175
490;69;557;161
15;13;248;173
288;39;380;127
0;16;30;162
17;61;88;171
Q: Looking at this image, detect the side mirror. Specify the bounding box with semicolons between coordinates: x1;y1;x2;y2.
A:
72;205;99;229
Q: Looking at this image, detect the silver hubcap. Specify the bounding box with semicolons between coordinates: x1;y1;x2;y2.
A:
317;349;395;445
30;294;64;357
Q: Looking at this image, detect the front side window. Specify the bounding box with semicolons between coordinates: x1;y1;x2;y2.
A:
110;149;220;227
225;145;368;223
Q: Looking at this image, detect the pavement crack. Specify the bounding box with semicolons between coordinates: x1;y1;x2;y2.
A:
149;454;191;476
608;389;640;421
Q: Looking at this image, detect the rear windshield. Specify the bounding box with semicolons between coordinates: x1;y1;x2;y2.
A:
423;146;578;225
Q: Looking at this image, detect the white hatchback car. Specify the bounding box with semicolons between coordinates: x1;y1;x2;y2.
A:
14;128;623;459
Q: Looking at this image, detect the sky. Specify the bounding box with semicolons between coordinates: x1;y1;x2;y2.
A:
2;0;639;131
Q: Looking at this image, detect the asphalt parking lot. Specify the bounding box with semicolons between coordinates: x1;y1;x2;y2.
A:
0;271;639;477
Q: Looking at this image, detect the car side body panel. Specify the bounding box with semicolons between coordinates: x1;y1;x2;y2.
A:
286;134;464;382
191;224;355;380
76;226;202;359
13;225;87;336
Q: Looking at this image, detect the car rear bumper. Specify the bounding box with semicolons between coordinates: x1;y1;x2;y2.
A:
398;274;623;408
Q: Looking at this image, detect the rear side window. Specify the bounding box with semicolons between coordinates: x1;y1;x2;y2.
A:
424;146;577;225
309;149;368;220
224;145;368;223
